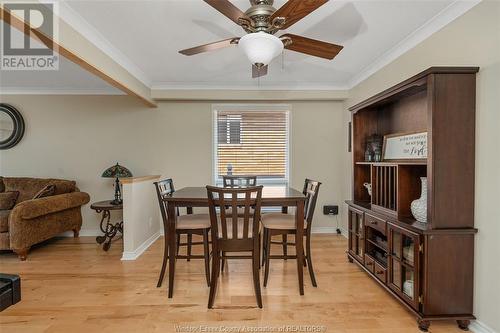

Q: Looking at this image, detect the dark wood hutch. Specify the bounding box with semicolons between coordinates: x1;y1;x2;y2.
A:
346;67;479;331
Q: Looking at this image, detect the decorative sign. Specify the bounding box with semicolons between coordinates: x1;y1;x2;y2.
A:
383;132;427;160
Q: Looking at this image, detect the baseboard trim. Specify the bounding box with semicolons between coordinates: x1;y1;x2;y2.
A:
61;229;100;237
76;227;349;238
311;226;348;237
78;228;347;236
121;231;160;261
470;320;497;333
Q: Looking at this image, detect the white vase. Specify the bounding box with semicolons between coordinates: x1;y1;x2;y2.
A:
411;177;427;223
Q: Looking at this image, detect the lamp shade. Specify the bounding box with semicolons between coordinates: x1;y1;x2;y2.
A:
238;32;284;66
102;163;133;178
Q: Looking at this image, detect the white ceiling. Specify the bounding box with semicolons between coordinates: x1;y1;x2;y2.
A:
1;0;475;92
0;56;121;94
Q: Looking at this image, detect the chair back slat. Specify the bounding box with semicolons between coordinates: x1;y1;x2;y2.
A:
242;191;251;239
222;175;257;188
302;179;322;228
219;198;228;239
207;185;263;243
231;192;238;239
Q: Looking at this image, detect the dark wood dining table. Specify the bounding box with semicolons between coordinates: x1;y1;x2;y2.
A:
162;186;306;298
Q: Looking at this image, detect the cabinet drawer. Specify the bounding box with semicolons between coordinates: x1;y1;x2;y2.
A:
374;261;387;284
364;254;375;273
365;213;386;235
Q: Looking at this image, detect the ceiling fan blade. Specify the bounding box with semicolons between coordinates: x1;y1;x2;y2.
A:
179;37;240;56
252;64;268;78
270;0;328;30
281;34;343;60
203;0;250;26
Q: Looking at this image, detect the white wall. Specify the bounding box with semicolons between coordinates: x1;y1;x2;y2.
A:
121;177;160;260
0;96;346;235
342;2;500;332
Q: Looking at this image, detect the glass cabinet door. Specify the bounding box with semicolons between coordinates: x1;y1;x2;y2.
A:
388;223;420;310
348;208;364;262
355;213;364;260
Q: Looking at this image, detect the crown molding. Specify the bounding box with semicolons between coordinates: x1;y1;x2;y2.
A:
151;88;348;101
347;0;482;89
0;87;124;95
151;82;350;91
58;2;152;87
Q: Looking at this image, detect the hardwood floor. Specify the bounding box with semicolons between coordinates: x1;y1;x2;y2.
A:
0;235;465;332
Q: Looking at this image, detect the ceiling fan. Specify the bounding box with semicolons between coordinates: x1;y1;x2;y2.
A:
179;0;343;78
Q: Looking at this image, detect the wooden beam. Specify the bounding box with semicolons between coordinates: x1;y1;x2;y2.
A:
0;4;156;107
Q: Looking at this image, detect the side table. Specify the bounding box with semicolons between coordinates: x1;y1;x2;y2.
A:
90;200;123;251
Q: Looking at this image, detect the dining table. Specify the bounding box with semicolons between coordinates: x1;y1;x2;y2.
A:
161;186;306;298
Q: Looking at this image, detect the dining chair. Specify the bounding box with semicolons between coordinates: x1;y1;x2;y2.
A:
154;179;211;288
222;175;257;187
261;179;321;287
206;185;263;308
221;175;258;272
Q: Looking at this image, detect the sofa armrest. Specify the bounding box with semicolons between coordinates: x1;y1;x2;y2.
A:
11;192;90;220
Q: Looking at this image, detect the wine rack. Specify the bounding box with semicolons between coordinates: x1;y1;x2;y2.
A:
372;165;397;215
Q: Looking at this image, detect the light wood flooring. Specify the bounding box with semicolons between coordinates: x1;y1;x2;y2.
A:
0;235;466;332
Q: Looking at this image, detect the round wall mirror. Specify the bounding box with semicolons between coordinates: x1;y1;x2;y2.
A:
0;104;25;149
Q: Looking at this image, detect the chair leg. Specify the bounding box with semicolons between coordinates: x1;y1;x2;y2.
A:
208;249;220;309
303;236;307;267
157;234;169;288
282;234;287;260
203;229;211;287
252;248;263;308
176;233;181;256
264;230;271;287
187;233;192;261
261;228;267;267
221;252;226;272
306;233;317;287
258;232;261;270
217;251;222;278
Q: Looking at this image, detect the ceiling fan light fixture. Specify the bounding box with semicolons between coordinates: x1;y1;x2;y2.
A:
238;32;284;66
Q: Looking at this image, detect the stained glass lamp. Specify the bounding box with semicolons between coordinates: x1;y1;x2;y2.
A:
102;163;133;205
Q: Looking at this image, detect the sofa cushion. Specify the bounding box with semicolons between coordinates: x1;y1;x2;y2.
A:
3;178;76;203
0;191;19;210
0;210;10;232
51;180;76;195
33;185;56;199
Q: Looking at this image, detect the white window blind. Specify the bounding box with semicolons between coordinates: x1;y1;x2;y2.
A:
213;105;290;184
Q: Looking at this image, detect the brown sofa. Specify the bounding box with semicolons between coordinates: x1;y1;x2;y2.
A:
0;177;90;260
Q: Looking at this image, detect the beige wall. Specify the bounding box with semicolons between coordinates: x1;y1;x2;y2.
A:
0;95;346;234
343;2;500;331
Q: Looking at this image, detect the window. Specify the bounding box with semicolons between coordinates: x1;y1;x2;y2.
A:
213;104;290;185
218;114;241;145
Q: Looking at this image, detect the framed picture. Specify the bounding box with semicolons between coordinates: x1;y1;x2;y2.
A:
382;131;427;160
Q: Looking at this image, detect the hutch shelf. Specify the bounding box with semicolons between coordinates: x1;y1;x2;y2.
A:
346;67;478;331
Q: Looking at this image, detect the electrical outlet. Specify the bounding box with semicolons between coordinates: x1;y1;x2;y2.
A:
323;205;338;215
